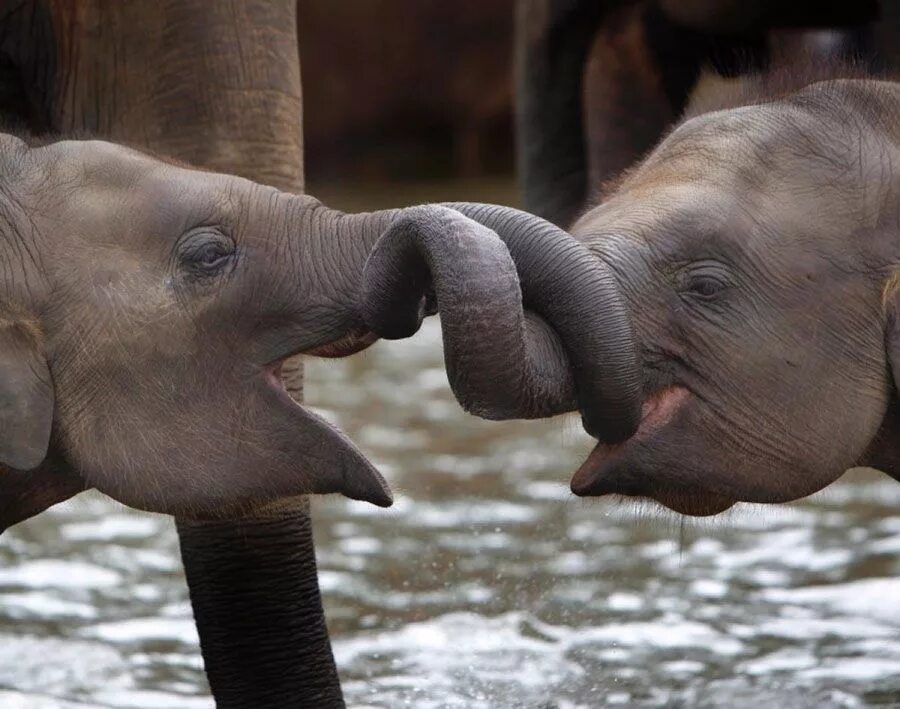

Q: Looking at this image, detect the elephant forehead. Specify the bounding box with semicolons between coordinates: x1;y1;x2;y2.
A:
43;139;243;227
642;107;768;169
575;183;737;250
639;101;851;195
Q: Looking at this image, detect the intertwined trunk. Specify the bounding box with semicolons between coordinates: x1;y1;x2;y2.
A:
292;201;640;439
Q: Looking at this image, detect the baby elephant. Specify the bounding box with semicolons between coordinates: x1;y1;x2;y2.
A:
569;74;900;515
0;132;641;528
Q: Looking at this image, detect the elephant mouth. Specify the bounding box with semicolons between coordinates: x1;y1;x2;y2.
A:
306;326;380;358
570;385;736;517
263;359;292;393
260;357;393;508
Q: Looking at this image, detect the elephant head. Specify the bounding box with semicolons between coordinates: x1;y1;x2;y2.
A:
568;77;900;515
0;132;642;528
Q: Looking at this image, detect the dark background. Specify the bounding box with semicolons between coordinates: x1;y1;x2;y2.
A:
298;0;515;187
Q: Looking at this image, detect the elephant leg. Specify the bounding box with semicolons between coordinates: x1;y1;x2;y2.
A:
3;2;342;706
0;55;39;130
580;3;680;203
513;0;760;228
514;0;613;228
176;501;342;708
512;0;740;227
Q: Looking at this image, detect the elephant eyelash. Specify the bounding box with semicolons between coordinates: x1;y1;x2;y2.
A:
685;274;728;298
674;261;733;302
176;229;236;280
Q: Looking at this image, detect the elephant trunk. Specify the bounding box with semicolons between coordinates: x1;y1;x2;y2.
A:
297;201;641;442
441;202;641;441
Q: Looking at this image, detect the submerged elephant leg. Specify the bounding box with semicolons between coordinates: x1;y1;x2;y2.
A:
177;501;342;708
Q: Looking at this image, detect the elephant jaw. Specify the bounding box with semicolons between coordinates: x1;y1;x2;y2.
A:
262;361;393;508
570;385;735;517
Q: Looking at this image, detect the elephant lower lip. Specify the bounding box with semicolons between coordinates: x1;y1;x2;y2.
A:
570;386;736;516
261;359;393;508
569;385;690;496
306;327;379;358
650;490;735;516
264;361;289;394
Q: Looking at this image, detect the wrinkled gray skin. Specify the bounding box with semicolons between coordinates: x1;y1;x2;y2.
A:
569;78;900;516
0;132;640;522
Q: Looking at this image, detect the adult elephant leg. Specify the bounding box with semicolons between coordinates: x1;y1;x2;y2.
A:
580;3;682;203
513;0;714;226
514;0;609;228
3;2;342;706
176;501;341;708
514;0;714;227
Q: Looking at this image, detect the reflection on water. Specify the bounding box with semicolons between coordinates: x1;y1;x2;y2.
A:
0;181;899;707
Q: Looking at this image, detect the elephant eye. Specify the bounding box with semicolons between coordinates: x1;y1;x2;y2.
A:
688;274;726;298
677;261;732;301
178;230;236;277
194;242;230;267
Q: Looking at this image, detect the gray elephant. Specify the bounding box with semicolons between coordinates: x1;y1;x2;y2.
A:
559;70;900;515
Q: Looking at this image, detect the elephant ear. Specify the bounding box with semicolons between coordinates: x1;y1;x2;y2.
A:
0;320;54;470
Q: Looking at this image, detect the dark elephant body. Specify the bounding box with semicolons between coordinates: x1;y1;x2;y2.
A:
515;0;892;228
